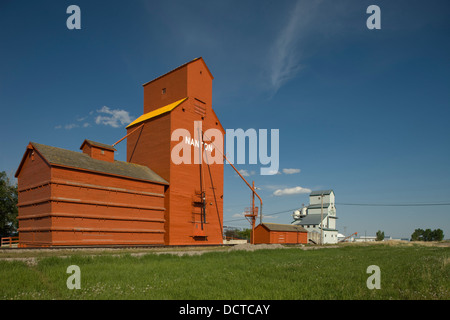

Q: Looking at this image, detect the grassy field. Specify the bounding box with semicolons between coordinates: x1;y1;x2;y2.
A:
0;242;448;300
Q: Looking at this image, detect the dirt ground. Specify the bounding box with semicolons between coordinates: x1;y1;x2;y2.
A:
0;241;448;266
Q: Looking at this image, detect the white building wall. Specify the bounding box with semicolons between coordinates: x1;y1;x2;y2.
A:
309;192;335;206
323;230;338;244
329;192;335;205
328;217;337;229
308;206;331;215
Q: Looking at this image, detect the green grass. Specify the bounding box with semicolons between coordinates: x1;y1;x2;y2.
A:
0;244;449;300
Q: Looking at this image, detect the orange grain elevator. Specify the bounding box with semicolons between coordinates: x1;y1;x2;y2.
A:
126;57;224;246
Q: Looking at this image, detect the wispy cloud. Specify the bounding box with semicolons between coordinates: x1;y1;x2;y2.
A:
282;168;301;174
64;123;79;130
55;123;79;130
237;169;256;177
238;169;251;177
273;186;311;196
268;0;321;93
95;106;134;128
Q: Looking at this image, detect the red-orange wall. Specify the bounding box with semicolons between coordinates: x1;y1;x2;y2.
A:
168;98;224;245
17;148;167;247
16;149;52;246
254;226;308;244
127;58;224;246
81;144;115;163
143;65;188;114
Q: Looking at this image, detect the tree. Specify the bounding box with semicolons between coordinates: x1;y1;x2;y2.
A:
411;228;424;241
224;228;251;241
376;230;385;241
410;228;445;242
431;229;444;241
0;171;18;237
423;229;433;241
236;228;251;241
224;228;238;239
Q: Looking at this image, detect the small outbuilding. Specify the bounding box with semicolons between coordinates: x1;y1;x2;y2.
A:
254;223;308;244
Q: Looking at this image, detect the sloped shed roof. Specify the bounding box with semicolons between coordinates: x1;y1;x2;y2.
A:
292;214;327;226
80;139;116;151
310;190;334;196
16;142;168;185
261;223;307;233
126;97;187;129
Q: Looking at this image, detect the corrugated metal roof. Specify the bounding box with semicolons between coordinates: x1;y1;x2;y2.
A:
292;214;327;226
31;142;168;185
261;223;307;233
310;190;334;196
126;97;187;129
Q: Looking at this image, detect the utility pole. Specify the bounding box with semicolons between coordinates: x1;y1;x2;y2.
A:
251;181;255;245
320;193;324;245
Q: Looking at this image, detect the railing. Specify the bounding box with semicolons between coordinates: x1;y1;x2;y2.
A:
1;237;19;248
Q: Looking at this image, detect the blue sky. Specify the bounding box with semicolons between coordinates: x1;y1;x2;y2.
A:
1;0;449;239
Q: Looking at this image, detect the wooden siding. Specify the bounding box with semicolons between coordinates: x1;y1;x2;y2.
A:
254;225;308;245
128;58;224;246
17;148;166;247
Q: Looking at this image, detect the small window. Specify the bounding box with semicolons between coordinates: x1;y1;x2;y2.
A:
162;88;166;94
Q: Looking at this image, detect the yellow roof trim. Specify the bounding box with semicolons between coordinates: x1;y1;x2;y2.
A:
126;97;188;128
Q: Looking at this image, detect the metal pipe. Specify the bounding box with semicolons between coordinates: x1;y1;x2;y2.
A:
112;123;145;147
223;154;263;218
201;130;263;218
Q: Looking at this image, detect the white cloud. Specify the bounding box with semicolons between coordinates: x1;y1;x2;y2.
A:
54;106;133;130
273;186;311;196
54;123;81;130
265;169;281;175
238;169;250;177
282;168;301;174
95;106;133;128
237;169;256;177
